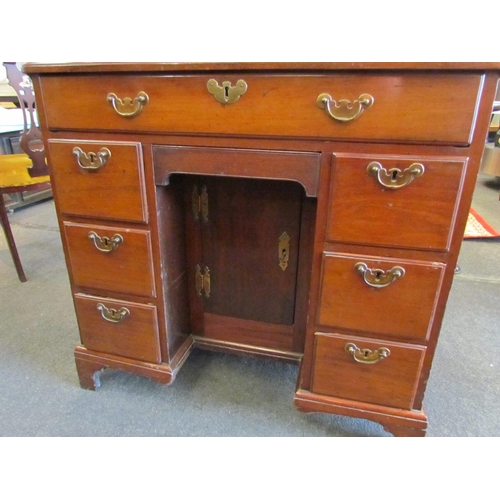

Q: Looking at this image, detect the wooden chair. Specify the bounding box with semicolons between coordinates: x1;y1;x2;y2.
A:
0;62;51;282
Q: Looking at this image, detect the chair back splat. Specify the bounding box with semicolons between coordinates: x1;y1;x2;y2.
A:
4;62;48;178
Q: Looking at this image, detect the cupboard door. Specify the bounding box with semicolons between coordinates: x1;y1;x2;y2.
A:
198;176;303;326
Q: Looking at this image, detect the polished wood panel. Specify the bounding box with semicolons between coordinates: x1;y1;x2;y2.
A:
326;154;467;251
47;139;147;222
312;332;426;409
74;294;161;363
198;176;303;326
40;74;482;144
202;313;294;351
153;146;321;197
317;252;446;341
24;62;500;73
64;222;155;297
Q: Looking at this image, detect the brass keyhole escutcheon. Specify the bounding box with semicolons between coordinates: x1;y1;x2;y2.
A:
279;232;290;271
207;79;248;104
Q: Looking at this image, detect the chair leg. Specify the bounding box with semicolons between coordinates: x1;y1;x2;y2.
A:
0;194;27;282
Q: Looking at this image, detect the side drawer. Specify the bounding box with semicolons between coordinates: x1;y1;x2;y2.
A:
39;73;482;145
311;332;426;410
74;294;161;363
64;222;155;298
48;140;147;223
317;252;446;342
326;154;467;251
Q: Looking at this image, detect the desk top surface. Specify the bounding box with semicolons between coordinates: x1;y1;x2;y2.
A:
23;62;500;74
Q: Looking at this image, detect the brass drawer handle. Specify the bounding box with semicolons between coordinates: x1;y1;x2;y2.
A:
345;342;390;364
316;93;374;122
73;147;111;170
367;161;425;189
355;262;405;288
107;91;149;117
207;79;248;104
88;231;123;253
97;303;130;323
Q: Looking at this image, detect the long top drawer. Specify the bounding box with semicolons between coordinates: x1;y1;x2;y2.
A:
38;73;483;145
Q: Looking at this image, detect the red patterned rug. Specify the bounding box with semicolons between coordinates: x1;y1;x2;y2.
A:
464;208;500;239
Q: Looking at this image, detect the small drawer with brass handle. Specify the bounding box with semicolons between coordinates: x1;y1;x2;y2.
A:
39;73;481;144
48;139;147;223
64;222;156;298
74;293;161;363
317;252;446;341
326;154;467;251
311;332;426;410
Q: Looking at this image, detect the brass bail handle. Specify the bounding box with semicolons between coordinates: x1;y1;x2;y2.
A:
97;303;130;323
107;91;149;117
355;262;405;288
345;343;391;364
88;231;123;253
367;162;425;189
73;147;111;170
317;93;374;122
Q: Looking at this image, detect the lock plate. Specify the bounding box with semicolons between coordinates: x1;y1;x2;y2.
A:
279;232;290;271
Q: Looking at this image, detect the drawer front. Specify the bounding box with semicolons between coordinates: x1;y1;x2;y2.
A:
64;222;155;298
326;155;467;251
74;294;161;363
317;252;446;341
40;73;482;144
311;332;426;410
48;140;147;223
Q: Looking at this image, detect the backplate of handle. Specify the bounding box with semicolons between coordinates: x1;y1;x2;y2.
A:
355;262;405;288
73;147;111;170
345;342;390;364
107;91;149;117
97;303;130;323
88;231;123;253
367;161;425;189
317;93;374;122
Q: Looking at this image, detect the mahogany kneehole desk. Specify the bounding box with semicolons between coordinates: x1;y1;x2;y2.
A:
25;62;500;437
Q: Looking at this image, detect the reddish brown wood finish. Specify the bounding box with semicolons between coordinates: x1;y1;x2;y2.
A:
47;140;147;223
317;252;446;341
73;294;161;363
153;146;321;197
326;154;467;251
23;62;500;73
24;63;500;437
203;313;294;351
311;332;426;409
39;73;482;145
64;222;156;297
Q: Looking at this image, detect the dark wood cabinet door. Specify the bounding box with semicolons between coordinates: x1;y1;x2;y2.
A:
197;176;303;326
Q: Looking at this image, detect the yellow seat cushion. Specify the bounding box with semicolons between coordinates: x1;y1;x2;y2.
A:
0;153;50;188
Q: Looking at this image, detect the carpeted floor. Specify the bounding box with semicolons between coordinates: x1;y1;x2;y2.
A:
1;174;499;437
